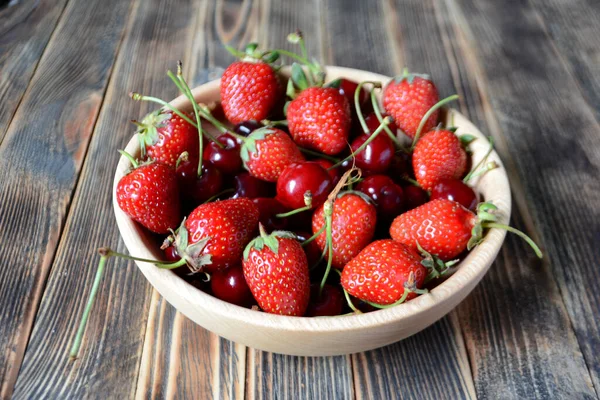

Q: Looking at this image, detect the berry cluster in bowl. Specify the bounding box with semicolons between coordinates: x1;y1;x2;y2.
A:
71;33;541;358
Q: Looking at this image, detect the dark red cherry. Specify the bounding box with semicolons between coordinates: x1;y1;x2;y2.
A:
252;198;289;232
403;185;429;211
349;296;377;313
337;78;369;106
388;152;414;183
293;231;323;268
313;159;341;186
430;178;478;210
203;133;242;174
364;112;398;135
163;246;181;262
350;133;394;174
232;172;275;199
356;175;404;219
276;162;334;209
234;120;263;138
177;159;223;205
306;284;343;317
211;265;254;307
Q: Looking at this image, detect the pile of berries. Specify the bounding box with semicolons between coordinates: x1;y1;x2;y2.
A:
71;33;543;357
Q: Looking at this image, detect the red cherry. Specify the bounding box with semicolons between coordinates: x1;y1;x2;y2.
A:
403;185;429;211
313;159;341;186
356;175;404;219
276;162;334;209
306;284;343;316
252;198;288;232
293;230;323;268
364;112;398;134
430;178;478;210
337;78;369;107
232;172;275;199
177;159;223;205
211;265;254;307
163;246;181;262
388;152;414;183
203;133;242;174
350;133;394;174
234;120;263;138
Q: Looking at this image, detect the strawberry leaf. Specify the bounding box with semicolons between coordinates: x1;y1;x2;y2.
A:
291;63;309;91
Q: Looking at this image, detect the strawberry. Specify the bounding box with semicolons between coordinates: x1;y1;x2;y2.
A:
287;87;351;155
135;110;199;167
383;69;439;139
312;192;377;269
116;155;180;234
174;198;259;273
412;129;467;190
240;127;304;182
341;240;427;305
242;228;310;316
220;61;281;124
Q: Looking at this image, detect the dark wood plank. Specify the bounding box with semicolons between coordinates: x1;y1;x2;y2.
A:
0;0;133;396
437;0;600;397
10;0;205;397
0;0;69;144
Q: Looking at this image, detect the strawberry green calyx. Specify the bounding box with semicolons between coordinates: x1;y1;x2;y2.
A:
393;67;432;85
337;190;374;205
173;218;213;273
416;241;458;283
243;224;298;260
277;31;326;90
365;271;429;309
134;110;172;158
225;42;280;64
118;149;140;170
239;127;275;167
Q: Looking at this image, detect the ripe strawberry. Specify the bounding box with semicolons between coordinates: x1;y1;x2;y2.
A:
241;127;304;182
312;192;377;269
242;228;310;316
175;198;259;273
383;69;439;139
287;87;351;155
341;240;427;305
220;61;281;124
136;110;199;167
412;129;467;190
116;158;180;234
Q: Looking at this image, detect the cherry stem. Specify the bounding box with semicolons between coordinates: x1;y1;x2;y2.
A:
69;254;108;359
319;211;334;295
410;94;460;150
262;119;288;127
332;269;362;314
355;81;382;135
276;205;312;218
118;150;138;169
99;247;188;269
298;147;340;163
365;290;411;309
370;90;404;149
329;117;391;170
463;136;495;182
202;188;235;205
224;44;246;58
275;48;321;83
401;176;421;187
301;225;325;247
481;222;543;258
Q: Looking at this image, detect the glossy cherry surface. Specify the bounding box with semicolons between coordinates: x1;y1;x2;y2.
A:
177;159;223;205
276;162;334;209
294;230;323;268
430;178;478;210
306;284;343;317
364;112;398;135
252;198;289;232
203;133;242;174
211;265;254;307
350;132;395;174
403;185;429;211
357;175;404;219
313;159;341;186
388;152;413;183
163;246;181;262
234;120;263;138
232;172;275;199
337;78;369;107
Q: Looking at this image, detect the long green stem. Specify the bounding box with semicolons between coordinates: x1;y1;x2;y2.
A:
365;290;411;309
463;136;494;182
319;213;334;294
329;117;391;169
411;94;460;150
101;248;188;268
276;205;312;218
482;222;543;258
343;288;362;314
118;150;138;169
301;225;325;247
355;81;381;134
370;90;403;149
298;147;340;162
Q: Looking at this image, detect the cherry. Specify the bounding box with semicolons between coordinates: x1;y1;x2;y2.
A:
252;198;289;232
403;185;429;211
430;178;478;210
276;162;334;209
163;246;181;262
337;78;369;107
350;133;394;174
211;265;254;307
232;172;275;199
365;112;398;134
356;175;404;219
306;284;343;316
294;231;323;268
388;152;414;183
313;159;341;186
234;120;263;138
177;159;223;205
203;133;242;174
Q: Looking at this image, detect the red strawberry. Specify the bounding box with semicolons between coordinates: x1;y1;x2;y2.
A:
242;228;310;316
175;198;259;273
136;110;199;167
220;61;281;124
383;69;439;139
241;127;304;182
390;198;476;260
287;87;351;155
312;192;377;269
116;158;180;234
412;129;467;190
341;240;427;305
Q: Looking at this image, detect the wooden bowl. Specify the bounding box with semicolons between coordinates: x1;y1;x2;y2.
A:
113;66;510;356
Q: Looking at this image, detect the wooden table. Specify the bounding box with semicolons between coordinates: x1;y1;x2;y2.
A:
1;0;599;398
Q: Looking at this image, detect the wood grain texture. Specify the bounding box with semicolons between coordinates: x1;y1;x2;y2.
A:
0;0;132;396
0;0;69;144
11;0;203;397
439;0;600;397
